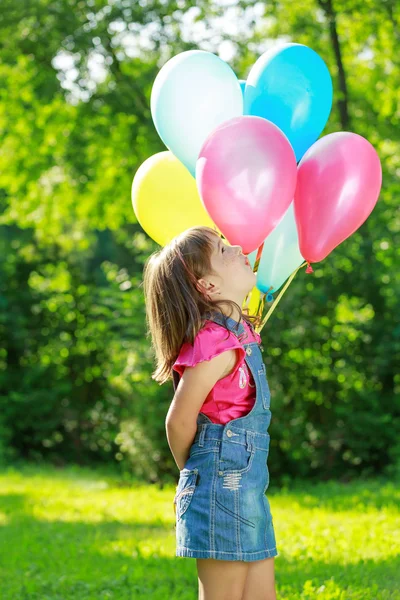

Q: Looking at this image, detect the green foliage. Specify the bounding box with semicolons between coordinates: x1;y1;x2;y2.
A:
0;0;399;481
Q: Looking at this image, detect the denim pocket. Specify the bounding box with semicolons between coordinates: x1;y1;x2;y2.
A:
174;468;198;521
257;364;271;410
219;441;256;474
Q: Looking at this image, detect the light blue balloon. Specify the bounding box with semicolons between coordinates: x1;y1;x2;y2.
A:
151;50;243;177
244;43;333;161
247;202;304;294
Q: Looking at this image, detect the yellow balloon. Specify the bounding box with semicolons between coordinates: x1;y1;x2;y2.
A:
132;151;216;246
243;286;263;317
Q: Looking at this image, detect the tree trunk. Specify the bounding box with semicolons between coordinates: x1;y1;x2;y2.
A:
318;0;350;129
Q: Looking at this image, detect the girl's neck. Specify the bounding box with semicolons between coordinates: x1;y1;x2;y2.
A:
213;306;244;325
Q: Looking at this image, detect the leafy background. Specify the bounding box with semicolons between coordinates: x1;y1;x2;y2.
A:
1;0;399;486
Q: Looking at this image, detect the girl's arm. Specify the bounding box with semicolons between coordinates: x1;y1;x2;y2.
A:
165;349;238;471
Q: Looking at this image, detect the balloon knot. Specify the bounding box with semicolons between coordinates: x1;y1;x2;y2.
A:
266;293;274;303
305;262;314;274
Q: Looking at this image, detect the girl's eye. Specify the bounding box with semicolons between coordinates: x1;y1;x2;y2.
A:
221;246;225;253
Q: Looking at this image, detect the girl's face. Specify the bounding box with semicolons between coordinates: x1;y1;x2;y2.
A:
197;234;257;302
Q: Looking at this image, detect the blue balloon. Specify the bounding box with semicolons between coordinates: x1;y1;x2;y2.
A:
244;43;333;161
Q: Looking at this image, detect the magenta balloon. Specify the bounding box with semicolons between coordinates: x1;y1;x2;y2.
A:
196;116;297;254
294;132;382;264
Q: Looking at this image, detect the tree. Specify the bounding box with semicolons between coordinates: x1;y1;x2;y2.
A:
0;0;399;481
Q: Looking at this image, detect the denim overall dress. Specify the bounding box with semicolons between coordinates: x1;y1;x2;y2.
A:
172;311;278;561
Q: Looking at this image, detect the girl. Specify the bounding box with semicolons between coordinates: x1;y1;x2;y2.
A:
142;225;278;600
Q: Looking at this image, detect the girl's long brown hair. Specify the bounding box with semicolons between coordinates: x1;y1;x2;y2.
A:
142;226;262;385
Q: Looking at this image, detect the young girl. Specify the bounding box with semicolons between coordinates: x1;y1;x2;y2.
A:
143;225;278;600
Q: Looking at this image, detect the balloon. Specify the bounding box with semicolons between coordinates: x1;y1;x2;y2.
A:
247;248;258;271
294;132;382;264
244;43;333;161
248;202;304;293
239;79;246;99
242;285;265;320
151;50;243;177
196;115;297;254
246;286;262;316
132;151;215;246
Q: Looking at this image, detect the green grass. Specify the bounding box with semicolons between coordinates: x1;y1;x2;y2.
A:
0;463;399;599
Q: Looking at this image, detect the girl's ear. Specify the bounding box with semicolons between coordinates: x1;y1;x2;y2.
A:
195;277;209;296
196;278;221;298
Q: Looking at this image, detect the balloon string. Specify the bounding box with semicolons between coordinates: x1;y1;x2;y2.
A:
255;261;308;334
257;293;265;319
253;242;264;273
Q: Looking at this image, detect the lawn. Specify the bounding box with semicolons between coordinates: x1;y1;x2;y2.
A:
0;463;399;599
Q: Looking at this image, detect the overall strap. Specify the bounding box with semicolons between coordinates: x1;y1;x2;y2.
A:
203;310;246;339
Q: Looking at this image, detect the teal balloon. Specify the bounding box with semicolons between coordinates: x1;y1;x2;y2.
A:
247;203;304;293
239;79;246;99
151;50;243;176
244;43;333;161
247;247;258;270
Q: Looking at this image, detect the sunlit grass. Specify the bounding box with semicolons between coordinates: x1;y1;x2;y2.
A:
0;463;399;599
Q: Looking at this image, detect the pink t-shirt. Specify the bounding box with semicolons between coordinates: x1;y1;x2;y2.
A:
172;319;262;424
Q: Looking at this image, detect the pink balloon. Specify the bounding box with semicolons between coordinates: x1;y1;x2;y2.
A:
294;132;382;264
196;116;297;254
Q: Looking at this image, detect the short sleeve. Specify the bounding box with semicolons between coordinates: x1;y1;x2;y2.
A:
173;322;246;376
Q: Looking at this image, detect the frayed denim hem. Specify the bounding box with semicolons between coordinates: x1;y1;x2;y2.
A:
176;545;278;561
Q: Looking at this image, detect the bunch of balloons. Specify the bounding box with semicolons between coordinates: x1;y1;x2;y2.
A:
132;44;382;329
